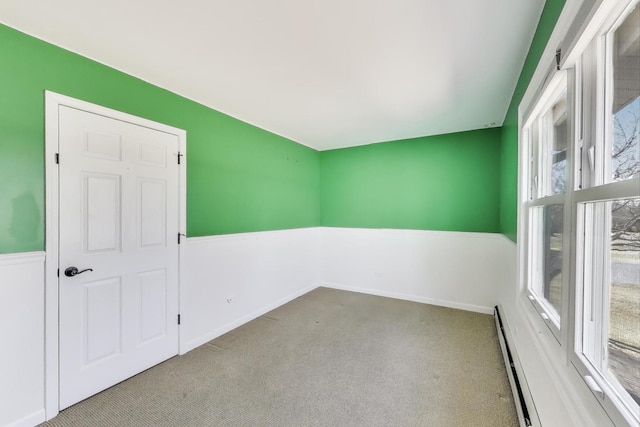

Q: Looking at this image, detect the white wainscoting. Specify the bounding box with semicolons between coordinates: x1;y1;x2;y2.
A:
496;238;615;427
318;227;504;314
181;228;321;353
2;228;529;427
0;252;46;427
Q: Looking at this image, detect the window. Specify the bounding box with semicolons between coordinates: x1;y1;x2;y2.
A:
524;75;568;333
579;198;640;413
608;4;640;184
521;0;640;424
574;2;640;423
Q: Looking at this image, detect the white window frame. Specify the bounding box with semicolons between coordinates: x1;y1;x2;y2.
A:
522;71;571;338
518;0;640;425
571;3;640;424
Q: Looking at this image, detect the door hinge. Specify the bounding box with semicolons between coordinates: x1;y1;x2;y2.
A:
55;153;59;164
177;152;183;165
57;268;59;277
178;314;181;325
178;233;186;244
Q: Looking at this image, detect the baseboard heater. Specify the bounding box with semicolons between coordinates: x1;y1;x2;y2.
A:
494;305;540;427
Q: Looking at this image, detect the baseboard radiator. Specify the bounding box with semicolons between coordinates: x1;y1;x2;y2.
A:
494;305;540;427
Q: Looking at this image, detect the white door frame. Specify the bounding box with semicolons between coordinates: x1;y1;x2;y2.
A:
44;91;187;420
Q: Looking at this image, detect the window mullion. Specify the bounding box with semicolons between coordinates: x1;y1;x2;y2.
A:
528;193;567;207
575;176;640;203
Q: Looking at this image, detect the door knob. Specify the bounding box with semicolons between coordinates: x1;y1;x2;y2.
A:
64;267;94;277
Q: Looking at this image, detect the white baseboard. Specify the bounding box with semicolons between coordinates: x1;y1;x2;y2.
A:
183;282;320;352
3;410;45;427
321;281;494;314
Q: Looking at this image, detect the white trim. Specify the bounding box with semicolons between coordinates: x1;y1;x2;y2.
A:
44;91;187;419
523;71;569;130
44;92;60;420
0;251;44;266
527;193;568;207
4;409;46;427
186;226;509;243
318;226;508;241
574;177;640;202
177;110;188;355
320;282;494;315
183;283;320;353
186;226;319;244
521;67;573;340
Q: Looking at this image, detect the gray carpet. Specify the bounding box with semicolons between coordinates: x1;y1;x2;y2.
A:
41;287;518;426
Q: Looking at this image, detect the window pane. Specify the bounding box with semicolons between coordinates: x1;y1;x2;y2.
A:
552;96;568;194
609;198;640;405
610;5;640;183
531;204;564;320
544;204;564;315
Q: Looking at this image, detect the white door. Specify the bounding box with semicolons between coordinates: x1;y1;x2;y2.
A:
58;106;180;409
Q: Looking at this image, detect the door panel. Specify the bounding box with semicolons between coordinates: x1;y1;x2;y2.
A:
139;179;167;247
138;269;168;343
85;174;121;252
83;277;122;363
84;131;122;161
58;106;179;409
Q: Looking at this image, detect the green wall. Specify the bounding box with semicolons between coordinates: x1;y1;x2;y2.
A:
0;24;320;254
1;0;567;254
500;0;566;242
320;128;502;232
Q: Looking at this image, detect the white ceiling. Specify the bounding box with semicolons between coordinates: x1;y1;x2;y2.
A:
1;0;545;151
